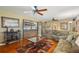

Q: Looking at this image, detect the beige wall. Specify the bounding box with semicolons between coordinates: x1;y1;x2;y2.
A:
0;11;37;43
0;17;22;43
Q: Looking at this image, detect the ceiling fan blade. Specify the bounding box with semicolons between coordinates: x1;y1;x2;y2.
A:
37;11;43;15
32;10;36;15
32;6;47;16
37;9;47;12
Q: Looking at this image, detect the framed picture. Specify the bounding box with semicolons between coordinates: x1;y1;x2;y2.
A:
1;16;19;28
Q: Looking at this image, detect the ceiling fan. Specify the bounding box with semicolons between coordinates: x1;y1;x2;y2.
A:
24;6;47;16
32;6;47;16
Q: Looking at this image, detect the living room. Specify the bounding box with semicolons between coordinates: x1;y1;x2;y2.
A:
0;6;79;53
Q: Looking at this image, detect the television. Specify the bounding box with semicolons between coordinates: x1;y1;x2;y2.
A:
1;17;19;28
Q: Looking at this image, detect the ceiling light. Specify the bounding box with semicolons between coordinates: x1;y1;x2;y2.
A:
31;6;35;10
24;11;32;14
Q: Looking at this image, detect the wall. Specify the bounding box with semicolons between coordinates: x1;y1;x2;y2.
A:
0;10;36;43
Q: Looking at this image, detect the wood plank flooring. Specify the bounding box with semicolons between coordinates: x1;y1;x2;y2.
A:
0;39;30;53
0;39;58;53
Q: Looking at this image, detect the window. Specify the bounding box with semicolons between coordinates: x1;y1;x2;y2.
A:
61;22;68;30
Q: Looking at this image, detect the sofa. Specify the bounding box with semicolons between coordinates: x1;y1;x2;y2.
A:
42;30;69;41
53;34;79;53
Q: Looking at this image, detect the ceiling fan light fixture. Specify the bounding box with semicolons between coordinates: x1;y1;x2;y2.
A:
24;11;32;14
31;6;36;10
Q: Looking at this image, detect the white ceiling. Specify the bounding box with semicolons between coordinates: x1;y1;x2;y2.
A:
0;6;79;20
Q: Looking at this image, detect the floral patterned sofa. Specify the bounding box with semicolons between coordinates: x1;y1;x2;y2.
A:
42;30;69;41
53;34;79;53
52;30;69;41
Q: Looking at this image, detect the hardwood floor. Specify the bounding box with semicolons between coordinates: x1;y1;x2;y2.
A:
0;39;58;53
0;39;30;53
48;40;58;53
